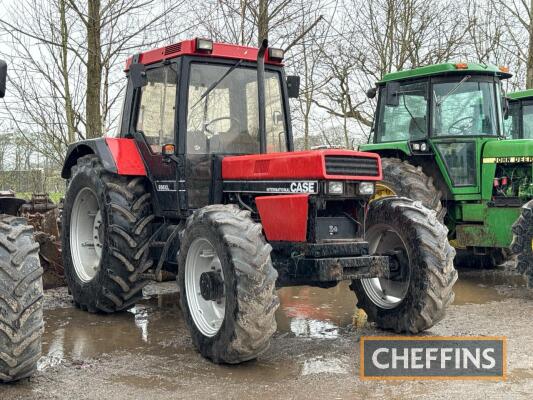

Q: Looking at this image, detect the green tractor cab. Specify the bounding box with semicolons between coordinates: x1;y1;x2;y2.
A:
360;62;533;270
505;89;533;139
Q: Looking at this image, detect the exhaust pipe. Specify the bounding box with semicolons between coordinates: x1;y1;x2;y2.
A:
257;39;268;153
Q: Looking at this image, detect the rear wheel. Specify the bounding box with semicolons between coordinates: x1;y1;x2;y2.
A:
178;205;279;364
0;215;43;382
62;155;153;313
511;200;533;288
378;158;444;220
351;197;457;333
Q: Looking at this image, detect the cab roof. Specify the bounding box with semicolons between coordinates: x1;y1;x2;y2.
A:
508;89;533;101
125;38;282;71
378;62;512;85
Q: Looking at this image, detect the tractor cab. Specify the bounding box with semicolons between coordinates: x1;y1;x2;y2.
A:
361;63;533;266
104;38;297;213
363;63;511;195
505;89;533;139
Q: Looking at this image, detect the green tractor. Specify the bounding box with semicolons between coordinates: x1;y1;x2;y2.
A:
360;63;533;276
505;89;533;285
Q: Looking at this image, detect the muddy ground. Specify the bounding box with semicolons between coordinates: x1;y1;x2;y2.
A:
2;266;533;400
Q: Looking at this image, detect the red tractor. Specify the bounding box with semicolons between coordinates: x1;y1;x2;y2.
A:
60;39;457;364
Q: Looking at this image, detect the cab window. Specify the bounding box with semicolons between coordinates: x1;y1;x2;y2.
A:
377;81;428;143
523;104;533;139
136;65;177;152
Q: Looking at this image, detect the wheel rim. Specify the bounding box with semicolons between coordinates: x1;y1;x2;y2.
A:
370;183;396;203
70;187;103;283
185;237;226;337
361;223;411;309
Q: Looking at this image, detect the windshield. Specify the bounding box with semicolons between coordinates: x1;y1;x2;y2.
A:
523;105;533;139
186;63;287;154
432;80;498;136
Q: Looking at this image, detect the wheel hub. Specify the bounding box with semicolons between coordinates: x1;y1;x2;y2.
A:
199;271;224;301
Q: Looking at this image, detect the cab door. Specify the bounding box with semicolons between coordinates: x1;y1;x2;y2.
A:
131;62;180;213
429;76;501;195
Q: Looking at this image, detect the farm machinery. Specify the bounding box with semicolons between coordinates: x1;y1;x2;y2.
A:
60;39;456;364
361;63;533;282
505;89;533;285
0;60;43;382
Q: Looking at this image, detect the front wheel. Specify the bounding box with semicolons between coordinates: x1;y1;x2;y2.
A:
178;205;279;364
351;197;457;333
511;200;533;288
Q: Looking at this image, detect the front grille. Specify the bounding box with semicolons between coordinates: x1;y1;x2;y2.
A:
325;156;379;176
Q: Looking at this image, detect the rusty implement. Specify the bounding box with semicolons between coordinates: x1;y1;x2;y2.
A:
21;193;64;289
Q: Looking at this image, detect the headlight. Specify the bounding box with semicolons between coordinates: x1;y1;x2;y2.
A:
358;182;375;195
412;143;421;151
328;181;344;194
420;142;428;151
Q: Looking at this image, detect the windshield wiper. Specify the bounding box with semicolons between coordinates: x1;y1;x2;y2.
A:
190;59;244;110
436;75;471;107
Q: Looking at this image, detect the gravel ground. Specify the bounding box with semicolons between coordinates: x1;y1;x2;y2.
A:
2;267;532;400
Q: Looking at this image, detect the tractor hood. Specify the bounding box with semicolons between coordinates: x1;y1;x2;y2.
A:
482;139;533;161
221;150;382;181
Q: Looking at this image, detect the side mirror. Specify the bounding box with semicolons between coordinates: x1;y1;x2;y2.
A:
385;81;400;107
366;87;377;99
286;75;300;98
0;60;7;98
130;62;147;89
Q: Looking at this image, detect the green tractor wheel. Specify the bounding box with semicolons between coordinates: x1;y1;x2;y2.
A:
511;200;533;288
377;158;445;221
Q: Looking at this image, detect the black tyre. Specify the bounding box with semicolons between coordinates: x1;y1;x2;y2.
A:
379;158;444;220
0;215;43;382
178;204;279;364
351;197;457;333
511;200;533;288
62;155;153;313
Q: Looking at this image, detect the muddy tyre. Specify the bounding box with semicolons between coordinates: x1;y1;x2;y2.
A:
351;197;457;333
62;155;153;313
178;204;279;364
511;200;533;288
0;216;43;382
379;158;444;220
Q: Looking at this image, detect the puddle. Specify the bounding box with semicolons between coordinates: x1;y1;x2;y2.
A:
452;268;526;305
36;267;527;384
276;282;356;338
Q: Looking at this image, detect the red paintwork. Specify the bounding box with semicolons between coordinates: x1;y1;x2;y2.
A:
125;39;282;70
105;138;147;176
222;150;382;181
255;194;309;242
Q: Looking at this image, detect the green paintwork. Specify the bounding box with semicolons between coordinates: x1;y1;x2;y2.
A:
357;141;411;156
508;89;533;101
456;207;521;248
378;63;511;84
364;65;532;251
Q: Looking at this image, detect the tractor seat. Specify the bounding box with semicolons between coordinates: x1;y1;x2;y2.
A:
210;131;259;154
409;117;426;138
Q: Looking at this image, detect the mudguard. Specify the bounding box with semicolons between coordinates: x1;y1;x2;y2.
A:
61;138;147;178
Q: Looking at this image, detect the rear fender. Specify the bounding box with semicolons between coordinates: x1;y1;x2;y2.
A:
61;138;146;179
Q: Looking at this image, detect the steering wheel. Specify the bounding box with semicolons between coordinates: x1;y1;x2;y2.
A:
204;117;242;136
448;116;475;135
